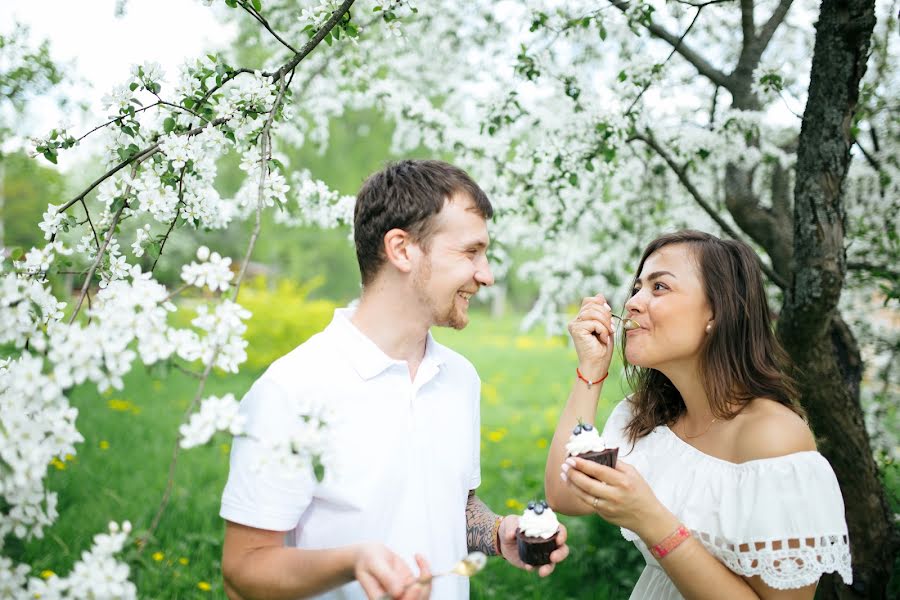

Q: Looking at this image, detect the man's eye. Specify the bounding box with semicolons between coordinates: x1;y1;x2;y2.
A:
630;287;640;296
654;282;667;291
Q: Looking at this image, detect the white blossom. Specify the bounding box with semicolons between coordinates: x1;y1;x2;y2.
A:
179;394;245;448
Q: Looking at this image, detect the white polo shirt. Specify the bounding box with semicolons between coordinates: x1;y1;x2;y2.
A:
221;308;482;600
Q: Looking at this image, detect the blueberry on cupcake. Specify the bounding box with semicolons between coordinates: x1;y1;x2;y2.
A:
515;500;560;566
565;420;618;468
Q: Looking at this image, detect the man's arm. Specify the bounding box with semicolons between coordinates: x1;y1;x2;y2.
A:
465;491;570;577
465;491;502;555
222;521;430;600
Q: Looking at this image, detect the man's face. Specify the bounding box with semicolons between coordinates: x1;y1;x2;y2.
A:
411;196;494;330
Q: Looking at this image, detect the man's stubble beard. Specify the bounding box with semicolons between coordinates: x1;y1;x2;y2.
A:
412;253;468;330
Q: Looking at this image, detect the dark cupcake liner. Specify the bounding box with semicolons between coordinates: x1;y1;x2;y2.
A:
516;529;559;566
577;447;618;469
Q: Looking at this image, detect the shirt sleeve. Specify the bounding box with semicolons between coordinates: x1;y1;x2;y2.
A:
220;376;316;531
468;373;482;490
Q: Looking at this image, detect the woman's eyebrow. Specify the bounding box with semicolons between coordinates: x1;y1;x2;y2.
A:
635;270;676;284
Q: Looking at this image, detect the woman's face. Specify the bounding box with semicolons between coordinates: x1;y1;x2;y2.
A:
623;243;713;373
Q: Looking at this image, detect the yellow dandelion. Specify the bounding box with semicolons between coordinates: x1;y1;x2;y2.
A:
99;440;110;450
481;383;500;406
499;459;513;469
152;551;164;562
50;457;66;471
40;570;55;579
64;454;75;462
486;428;507;443
179;557;189;565
514;336;537;350
536;438;548;449
505;498;524;511
107;399;136;413
197;581;212;592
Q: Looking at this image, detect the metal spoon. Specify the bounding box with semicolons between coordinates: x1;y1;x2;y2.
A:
610;314;640;330
377;551;487;599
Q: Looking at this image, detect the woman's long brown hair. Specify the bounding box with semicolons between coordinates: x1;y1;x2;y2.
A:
623;230;803;442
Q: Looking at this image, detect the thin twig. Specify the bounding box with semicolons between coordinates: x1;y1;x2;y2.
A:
140;65;297;550
275;0;356;81
624;5;705;116
151;167;187;273
632;131;788;289
67;202;128;325
75;102;163;143
80;198;100;249
239;1;299;54
57;118;227;215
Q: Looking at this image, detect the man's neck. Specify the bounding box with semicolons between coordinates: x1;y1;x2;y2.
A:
350;286;431;373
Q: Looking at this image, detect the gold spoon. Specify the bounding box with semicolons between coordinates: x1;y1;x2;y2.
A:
377;551;487;599
610;314;641;330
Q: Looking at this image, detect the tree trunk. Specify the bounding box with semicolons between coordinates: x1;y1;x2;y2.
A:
777;0;895;597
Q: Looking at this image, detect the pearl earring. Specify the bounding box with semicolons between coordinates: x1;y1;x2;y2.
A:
705;324;712;333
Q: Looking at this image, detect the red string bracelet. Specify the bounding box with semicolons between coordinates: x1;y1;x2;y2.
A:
576;367;608;389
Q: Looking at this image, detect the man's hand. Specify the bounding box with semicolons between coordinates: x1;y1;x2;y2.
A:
354;545;432;600
497;515;570;577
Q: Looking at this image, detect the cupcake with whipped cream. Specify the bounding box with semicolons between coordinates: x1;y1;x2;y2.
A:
566;421;618;468
515;500;560;566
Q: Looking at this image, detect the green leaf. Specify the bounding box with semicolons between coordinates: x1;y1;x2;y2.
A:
163;117;176;133
43;150;57;164
251;0;261;10
225;0;237;7
324;32;333;46
9;247;24;261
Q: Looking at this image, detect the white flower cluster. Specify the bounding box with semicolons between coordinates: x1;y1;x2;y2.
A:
24;521;137;599
38;204;65;240
179;393;246;449
0;272;67;349
189;300;251;373
0;353;79;541
260;397;338;483
159;132;198;170
277;172;355;228
181;246;234;292
216;72;277;140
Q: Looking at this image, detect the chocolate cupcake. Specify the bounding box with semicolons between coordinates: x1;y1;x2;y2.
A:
515;500;560;566
565;421;618;468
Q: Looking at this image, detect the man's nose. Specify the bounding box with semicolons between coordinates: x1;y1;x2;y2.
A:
476;259;494;287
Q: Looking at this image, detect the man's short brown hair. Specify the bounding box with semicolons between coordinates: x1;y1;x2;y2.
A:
353;160;493;286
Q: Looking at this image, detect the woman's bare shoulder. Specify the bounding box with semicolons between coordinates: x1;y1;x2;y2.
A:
734;398;816;463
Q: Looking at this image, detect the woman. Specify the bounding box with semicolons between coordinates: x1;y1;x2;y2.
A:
545;230;852;599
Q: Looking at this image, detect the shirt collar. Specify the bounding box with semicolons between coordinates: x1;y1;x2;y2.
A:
329;307;445;381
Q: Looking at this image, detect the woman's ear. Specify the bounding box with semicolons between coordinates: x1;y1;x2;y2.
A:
383;228;415;273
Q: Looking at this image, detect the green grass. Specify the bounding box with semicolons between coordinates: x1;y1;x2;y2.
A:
13;311;642;599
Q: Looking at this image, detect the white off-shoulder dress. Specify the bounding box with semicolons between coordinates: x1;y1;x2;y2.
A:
600;400;853;599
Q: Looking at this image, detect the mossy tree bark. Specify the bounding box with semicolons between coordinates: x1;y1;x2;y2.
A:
777;0;895;596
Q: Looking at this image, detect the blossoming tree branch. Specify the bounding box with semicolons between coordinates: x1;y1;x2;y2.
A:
0;0;376;596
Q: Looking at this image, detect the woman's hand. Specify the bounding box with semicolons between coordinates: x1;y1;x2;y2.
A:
567;294;616;381
560;457;671;539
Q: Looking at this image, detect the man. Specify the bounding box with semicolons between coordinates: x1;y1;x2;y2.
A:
220;160;569;600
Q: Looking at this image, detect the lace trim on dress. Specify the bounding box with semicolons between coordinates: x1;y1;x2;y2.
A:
622;528;852;589
694;530;852;590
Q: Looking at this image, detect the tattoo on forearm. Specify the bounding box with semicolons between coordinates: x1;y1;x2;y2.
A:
465;491;499;555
